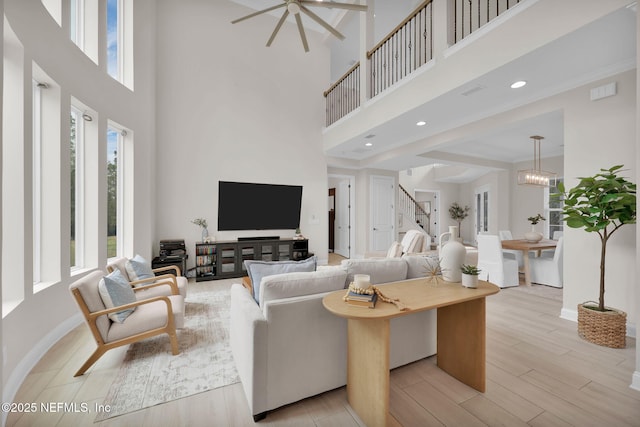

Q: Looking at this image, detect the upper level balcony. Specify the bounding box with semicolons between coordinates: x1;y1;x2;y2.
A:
323;0;636;173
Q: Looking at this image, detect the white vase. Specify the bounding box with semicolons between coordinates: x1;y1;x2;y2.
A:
524;225;543;242
440;239;466;282
201;227;209;243
461;273;478;288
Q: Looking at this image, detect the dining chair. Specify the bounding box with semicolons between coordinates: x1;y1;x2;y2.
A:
529;237;564;288
498;230;524;269
477;234;519;288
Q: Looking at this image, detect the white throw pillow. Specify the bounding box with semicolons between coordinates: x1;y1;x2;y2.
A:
98;269;137;323
126;254;155;283
245;256;317;303
386;241;403;258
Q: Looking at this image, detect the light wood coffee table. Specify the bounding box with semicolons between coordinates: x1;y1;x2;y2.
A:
323;278;499;427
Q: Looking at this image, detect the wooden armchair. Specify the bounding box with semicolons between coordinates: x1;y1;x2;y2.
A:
69;270;184;377
107;256;188;299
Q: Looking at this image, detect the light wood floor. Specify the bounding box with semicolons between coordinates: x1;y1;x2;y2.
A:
6;277;639;426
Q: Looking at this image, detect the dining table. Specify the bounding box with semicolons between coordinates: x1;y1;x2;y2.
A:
500;239;558;286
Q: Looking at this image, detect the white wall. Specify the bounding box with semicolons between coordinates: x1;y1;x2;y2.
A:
510;155;564;238
154;0;331;267
2;0;157;406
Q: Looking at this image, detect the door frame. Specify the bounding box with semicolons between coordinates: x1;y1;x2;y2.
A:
328;173;356;259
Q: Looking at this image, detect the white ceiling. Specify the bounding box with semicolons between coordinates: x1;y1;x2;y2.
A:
229;2;637;181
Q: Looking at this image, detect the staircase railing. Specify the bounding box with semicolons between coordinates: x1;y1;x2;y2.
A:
399;185;430;235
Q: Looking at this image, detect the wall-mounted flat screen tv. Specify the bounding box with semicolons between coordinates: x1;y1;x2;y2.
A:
217;181;303;231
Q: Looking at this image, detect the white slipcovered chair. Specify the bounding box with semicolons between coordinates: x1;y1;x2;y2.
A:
498;230;524;269
529;237;564;288
477;234;519;288
69;270;183;376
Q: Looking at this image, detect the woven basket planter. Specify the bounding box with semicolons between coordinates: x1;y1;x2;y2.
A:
577;302;627;348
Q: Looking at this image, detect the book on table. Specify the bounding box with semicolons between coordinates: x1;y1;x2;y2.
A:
345;292;377;308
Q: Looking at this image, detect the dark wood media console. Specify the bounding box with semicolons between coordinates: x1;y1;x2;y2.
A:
195;238;310;281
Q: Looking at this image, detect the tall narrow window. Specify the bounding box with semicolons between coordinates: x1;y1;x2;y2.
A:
107;127;122;258
70;107;85;269
33;81;43;283
70;0;84;49
107;0;121;80
474;185;490;242
545;178;564;239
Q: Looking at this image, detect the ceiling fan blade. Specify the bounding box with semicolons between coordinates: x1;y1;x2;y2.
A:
266;9;289;47
231;4;286;24
300;1;367;12
300;5;345;40
294;13;309;52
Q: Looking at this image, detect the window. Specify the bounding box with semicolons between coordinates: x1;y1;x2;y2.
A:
70;107;85;269
107;0;122;80
70;0;84;49
107;126;123;258
474;185;490;241
33;81;43;283
545;178;564;239
106;0;133;88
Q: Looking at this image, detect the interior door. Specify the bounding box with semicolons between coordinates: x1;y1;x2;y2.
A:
370;175;395;252
335;180;351;258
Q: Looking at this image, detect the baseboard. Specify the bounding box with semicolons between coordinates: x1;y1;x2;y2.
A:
631;371;640;392
2;313;83;426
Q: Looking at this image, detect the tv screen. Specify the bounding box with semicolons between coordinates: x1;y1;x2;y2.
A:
217;181;303;231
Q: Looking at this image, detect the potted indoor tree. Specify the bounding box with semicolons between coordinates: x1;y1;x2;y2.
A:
449;202;470;239
558;165;636;348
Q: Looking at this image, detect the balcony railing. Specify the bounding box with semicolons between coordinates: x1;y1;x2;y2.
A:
324;62;360;127
324;0;523;126
368;0;433;97
454;0;522;42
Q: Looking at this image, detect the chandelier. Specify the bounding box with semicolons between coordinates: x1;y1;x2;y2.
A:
517;135;557;187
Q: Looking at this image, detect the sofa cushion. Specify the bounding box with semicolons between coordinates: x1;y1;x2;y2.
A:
245;256;317;303
341;257;408;287
403;255;440;279
126;254;155;283
259;269;348;306
98;269;136;323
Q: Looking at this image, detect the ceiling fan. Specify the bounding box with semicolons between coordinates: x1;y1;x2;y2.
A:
231;1;367;53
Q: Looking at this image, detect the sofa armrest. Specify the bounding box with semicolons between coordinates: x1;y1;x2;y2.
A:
229;283;268;417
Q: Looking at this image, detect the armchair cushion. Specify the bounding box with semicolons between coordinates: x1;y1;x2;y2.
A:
107;295;184;341
126;254;155;282
99;269;137;323
245;256;317;303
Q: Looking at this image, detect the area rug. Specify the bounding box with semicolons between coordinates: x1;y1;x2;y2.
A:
96;280;239;421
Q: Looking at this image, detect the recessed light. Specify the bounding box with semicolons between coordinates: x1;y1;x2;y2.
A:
416;121;427;126
365;142;373;147
511;80;527;89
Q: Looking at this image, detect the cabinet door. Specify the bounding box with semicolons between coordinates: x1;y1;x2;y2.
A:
218;244;238;275
277;242;292;261
238;243;257;275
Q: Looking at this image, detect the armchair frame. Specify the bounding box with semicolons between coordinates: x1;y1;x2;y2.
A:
70;280;180;377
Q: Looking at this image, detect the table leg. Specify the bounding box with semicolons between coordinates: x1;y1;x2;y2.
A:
347;318;390;427
437;298;486;392
522;249;532;286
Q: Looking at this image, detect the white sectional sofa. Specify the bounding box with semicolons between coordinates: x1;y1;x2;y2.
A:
229;256;437;421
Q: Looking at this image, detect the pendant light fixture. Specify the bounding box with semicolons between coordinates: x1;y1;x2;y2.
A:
517;135;557;187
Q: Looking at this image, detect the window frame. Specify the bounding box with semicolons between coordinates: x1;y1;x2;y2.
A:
70;106;85;270
544;177;564;239
33;80;43;284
